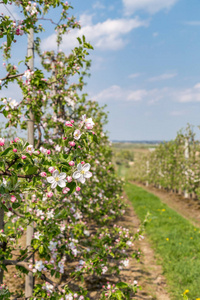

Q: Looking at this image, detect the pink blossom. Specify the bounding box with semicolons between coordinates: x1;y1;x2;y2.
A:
70;119;74;123
14;137;20;142
40;172;47;177
0;138;5;146
65;121;73;127
69;141;75;147
11;196;16;203
81;161;85;165
21;155;27;159
13;149;17;153
62;187;70;194
69;161;75;166
76;186;81;192
47;192;53;198
66;176;72;182
48;167;55;173
46;150;51;155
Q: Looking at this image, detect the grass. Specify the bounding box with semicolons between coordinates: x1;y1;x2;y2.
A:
125;182;200;300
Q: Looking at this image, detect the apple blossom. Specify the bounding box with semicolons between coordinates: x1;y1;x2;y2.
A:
74;129;82;140
48;166;55;173
66;176;72;182
65;121;73;127
40;172;47;177
69;141;75;147
82;115;94;129
9;99;18;109
26;145;34;154
73;163;92;184
0;138;5;146
35;261;44;272
47;191;53;198
47;170;66;189
62;187;70;194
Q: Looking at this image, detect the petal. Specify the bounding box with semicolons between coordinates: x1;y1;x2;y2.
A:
47;177;54;183
58;180;66;188
78;175;85;184
52;170;59;178
73;171;81;179
77;163;82;171
51;181;57;189
59;172;66;180
84;171;92;179
83;163;90;172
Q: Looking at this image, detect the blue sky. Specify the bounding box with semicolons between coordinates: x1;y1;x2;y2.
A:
1;0;200;141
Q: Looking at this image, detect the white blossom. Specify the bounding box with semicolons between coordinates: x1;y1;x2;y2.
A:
82;115;94;129
74;129;82;140
73;163;92;184
24;69;32;79
35;260;44;272
48;241;57;252
47;170;66;189
65;294;73;300
26;144;34;154
55;145;61;152
9;99;18;109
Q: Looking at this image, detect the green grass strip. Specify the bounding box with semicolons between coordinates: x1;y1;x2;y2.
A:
125;182;200;300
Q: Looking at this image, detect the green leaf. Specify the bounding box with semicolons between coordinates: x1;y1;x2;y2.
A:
0;264;8;272
7;33;12;48
26;166;38;175
39;245;44;254
116;282;128;289
10;174;18;186
12;202;20;209
0;186;5;195
17;162;24;170
1;204;8;212
67;182;76;195
77;37;82;44
0;147;12;156
0;162;5;172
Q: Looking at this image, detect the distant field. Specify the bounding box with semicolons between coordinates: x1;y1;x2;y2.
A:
112;142;158;162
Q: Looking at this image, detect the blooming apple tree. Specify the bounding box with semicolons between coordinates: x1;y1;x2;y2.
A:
0;1;144;299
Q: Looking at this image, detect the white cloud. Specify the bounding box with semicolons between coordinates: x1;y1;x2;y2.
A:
92;1;105;10
128;73;141;79
42;15;148;52
123;0;179;15
93;85;123;102
148;72;177;82
92;85;165;103
93;81;200;106
174;83;200;103
194;83;200;89
185;21;200;26
176;89;200;103
127;90;147;101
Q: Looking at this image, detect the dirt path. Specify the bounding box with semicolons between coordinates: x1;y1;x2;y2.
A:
121;195;170;300
134;182;200;228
